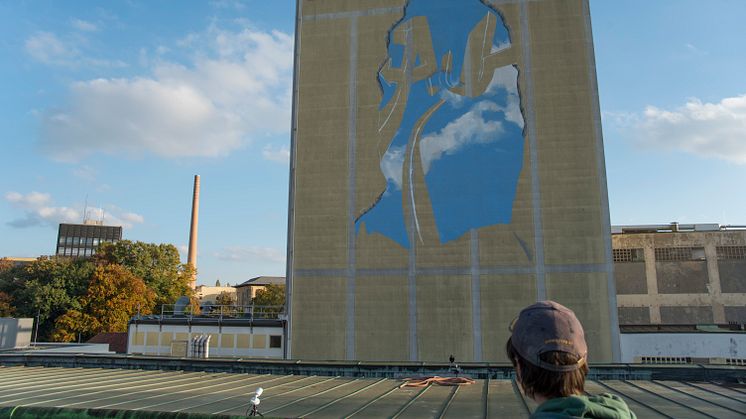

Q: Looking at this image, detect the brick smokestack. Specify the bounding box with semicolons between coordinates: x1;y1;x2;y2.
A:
187;175;200;289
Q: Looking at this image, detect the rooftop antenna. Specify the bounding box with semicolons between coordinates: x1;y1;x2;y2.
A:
83;194;89;223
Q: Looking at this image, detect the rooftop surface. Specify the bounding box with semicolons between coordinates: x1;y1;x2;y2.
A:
0;365;744;418
235;276;285;287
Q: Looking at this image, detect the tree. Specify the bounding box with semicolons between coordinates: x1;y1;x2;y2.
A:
0;292;13;317
252;285;285;316
0;258;13;273
215;279;221;287
94;241;192;308
0;256;93;340
215;291;236;306
53;264;155;342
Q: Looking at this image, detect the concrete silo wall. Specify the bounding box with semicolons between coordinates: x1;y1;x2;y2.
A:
287;0;619;362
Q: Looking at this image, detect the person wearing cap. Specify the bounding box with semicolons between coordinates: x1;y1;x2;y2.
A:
506;301;636;418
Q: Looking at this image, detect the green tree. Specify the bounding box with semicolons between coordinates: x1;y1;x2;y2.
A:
94;241;193;308
0;291;14;317
215;291;236;306
52;264;155;342
215;279;221;287
252;284;285;316
0;256;93;340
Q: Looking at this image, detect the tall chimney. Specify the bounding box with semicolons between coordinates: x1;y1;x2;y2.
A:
187;175;200;289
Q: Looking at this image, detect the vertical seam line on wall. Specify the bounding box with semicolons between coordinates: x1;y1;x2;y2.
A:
581;0;620;362
519;0;546;301
470;229;483;361
405;19;418;362
285;0;303;360
346;16;359;361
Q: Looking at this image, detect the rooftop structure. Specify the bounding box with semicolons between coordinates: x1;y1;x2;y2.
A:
0;257;36;267
0;362;743;418
55;223;122;258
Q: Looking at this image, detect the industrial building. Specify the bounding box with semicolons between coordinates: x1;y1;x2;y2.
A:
127;309;284;358
193;285;236;305
612;223;746;325
287;0;618;362
55;222;122;258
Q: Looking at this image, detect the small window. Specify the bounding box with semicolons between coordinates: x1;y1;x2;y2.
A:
613;248;645;263
717;246;746;260
59;236;66;245
269;335;282;348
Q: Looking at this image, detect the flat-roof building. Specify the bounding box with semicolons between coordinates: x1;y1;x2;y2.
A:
55;222;122;258
612;223;746;325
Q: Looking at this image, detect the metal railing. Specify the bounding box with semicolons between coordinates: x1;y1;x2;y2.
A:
156;304;284;320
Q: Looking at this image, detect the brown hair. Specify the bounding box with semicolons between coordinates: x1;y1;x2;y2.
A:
506;337;588;399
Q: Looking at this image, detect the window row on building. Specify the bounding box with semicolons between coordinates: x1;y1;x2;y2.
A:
613;245;746;263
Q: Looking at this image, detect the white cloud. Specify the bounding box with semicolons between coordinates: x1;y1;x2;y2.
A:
215;246;285;263
380;145;405;190
25;32;74;66
419;101;505;174
684;43;707;56
120;212;145;224
71;19;98;32
262;144;290;164
635;94;746;164
484;65;523;128
5;191;52;207
4;191;144;229
39;25;293;161
72;165;97;182
25;31;126;68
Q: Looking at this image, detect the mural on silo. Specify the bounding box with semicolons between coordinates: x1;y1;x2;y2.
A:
355;0;525;248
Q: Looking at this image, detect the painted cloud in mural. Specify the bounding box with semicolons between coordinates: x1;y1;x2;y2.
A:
356;0;525;248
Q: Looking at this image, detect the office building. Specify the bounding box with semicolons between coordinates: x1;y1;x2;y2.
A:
55;222;122;258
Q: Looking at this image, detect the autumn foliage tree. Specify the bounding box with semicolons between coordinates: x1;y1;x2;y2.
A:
252;284;285;316
53;264;155;342
93;241;193;308
0;292;14;317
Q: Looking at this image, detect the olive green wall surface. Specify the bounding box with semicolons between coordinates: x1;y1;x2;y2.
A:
287;0;619;362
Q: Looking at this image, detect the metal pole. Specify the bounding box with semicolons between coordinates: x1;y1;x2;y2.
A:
33;309;40;346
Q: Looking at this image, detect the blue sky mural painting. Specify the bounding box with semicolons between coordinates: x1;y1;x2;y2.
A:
356;0;525;248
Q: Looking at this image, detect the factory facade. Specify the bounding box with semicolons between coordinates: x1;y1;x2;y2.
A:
287;0;618;362
612;224;746;325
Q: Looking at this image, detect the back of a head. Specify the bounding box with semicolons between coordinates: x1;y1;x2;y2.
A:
506;301;589;399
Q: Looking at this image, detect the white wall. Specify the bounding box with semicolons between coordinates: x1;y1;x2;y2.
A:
0;318;33;349
620;333;746;362
127;323;283;358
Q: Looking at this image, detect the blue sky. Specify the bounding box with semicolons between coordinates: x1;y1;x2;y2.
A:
1;1;745;285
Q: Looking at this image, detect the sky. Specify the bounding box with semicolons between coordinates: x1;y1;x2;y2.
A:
1;1;745;286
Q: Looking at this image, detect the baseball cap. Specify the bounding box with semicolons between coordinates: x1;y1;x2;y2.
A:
509;300;587;372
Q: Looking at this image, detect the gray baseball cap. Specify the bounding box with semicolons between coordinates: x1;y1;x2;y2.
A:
509;300;588;372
